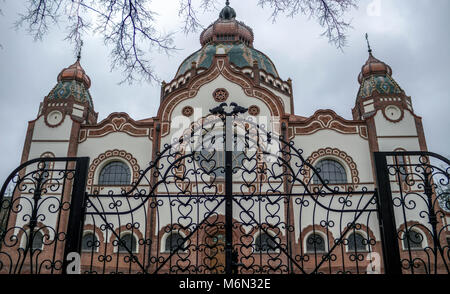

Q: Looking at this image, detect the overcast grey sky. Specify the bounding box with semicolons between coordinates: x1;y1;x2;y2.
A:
0;0;449;184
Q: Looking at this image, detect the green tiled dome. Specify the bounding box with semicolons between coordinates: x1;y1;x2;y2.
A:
48;80;94;108
175;42;279;78
358;75;403;99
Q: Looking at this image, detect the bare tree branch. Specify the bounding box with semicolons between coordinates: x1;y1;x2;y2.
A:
14;0;64;41
65;0;91;55
258;0;357;49
178;0;220;34
10;0;357;83
100;0;176;84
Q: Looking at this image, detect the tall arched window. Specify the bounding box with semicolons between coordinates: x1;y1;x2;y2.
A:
347;232;367;252
306;233;326;253
118;233;137;253
82;232;99;252
403;230;423;250
255;233;277;253
164;232;185;253
39;152;54;182
313;159;347;184
99;161;131;186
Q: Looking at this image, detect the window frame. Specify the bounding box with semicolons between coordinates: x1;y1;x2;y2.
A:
116;232;138;254
401;229;426;251
81;231;100;253
346;232;369;253
97;160;132;187
21;229;45;251
312;157;349;185
305;232;327;254
162;231;188;254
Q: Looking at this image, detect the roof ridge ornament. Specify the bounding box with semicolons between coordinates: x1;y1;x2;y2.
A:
77;40;84;62
365;33;372;55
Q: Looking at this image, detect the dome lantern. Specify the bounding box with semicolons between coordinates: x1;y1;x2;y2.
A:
219;1;236;20
200;1;254;47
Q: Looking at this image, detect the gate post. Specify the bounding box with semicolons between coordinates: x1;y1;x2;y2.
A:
62;157;89;274
224;116;233;275
373;152;402;274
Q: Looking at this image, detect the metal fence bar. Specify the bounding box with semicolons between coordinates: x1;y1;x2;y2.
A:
62;157;90;274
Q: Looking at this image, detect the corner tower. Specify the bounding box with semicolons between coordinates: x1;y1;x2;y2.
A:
20;56;98;164
352;37;428;153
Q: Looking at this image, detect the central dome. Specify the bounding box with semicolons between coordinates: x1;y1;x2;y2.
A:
174;1;279;78
175;43;279;78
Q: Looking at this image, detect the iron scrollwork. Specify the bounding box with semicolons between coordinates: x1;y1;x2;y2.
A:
376;152;450;274
0;157;89;274
80;103;381;274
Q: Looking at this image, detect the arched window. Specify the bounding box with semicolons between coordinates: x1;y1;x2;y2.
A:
306;233;326;253
39;152;54;181
31;231;44;251
347;233;367;252
255;233;277;253
313;159;347;184
118;233;137;253
403;230;424;250
82;232;99;252
164;232;186;253
99;161;131;186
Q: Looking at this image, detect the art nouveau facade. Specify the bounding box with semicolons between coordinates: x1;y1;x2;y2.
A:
6;2;448;274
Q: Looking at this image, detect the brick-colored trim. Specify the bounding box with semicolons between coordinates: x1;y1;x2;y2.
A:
87;149;141;190
304;147;360;186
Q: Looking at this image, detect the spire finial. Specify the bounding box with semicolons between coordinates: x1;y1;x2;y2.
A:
226;0;230;6
365;33;372;54
77;40;84;61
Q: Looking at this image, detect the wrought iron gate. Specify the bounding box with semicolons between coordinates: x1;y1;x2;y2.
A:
0;157;89;274
1;107;449;275
80;104;380;274
374;151;449;274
